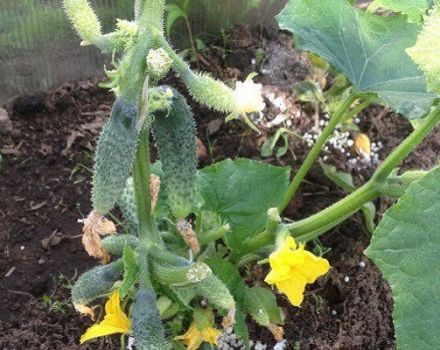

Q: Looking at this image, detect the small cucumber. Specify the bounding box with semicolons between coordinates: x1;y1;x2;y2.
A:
101;234;139;256
71;259;123;306
92;98;139;214
152;87;197;219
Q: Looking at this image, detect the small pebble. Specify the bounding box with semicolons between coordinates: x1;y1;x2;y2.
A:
344;276;350;283
331;310;337;315
38;258;45;265
20;246;25;251
359;261;366;268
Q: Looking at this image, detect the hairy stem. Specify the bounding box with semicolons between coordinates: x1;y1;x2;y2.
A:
278;91;363;212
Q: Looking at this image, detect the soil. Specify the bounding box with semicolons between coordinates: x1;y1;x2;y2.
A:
1;25;440;350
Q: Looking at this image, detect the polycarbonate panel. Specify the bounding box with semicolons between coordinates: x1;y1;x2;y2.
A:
0;0;285;103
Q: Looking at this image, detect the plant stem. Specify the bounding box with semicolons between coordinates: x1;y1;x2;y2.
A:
373;105;440;182
290;105;440;241
278;91;362;212
287;181;379;239
133;127;162;244
183;15;198;65
241;105;440;254
342;95;376;122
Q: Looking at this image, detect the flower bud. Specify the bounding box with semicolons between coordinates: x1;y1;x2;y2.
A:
147;48;173;80
148;86;174;113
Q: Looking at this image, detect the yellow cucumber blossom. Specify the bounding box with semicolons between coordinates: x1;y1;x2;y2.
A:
227;74;265;133
233;78;265;115
174;309;221;350
265;236;330;307
80;292;131;344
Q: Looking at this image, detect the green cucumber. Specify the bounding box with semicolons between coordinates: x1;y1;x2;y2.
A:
101;234;139;256
132;288;168;350
92;98;139;214
119;177;139;234
194;274;235;311
152;87;197;219
71;259;123;306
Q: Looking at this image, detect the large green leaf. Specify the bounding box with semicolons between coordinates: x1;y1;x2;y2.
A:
369;0;433;21
366;167;440;349
407;3;440;94
197;159;290;252
277;0;437;118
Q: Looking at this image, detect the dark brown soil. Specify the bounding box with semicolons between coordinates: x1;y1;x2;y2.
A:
1;25;440;350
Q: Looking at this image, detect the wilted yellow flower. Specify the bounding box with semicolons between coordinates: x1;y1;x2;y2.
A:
80;210;117;263
174;310;221;350
80;292;131;344
354;133;371;160
265;236;330;307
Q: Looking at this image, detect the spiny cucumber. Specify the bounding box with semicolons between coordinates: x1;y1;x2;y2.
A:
71;259;123;307
119;177;138;234
101;234;139;256
132;288;168;350
152;87;197;219
194;274;235;311
92;98;139;215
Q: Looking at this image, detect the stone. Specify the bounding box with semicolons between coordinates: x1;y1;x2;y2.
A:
0;108;13;134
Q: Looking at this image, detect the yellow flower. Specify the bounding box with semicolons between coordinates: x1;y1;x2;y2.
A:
233;79;265;115
226;75;265;134
174;310;221;350
80;292;131;344
354;133;371;161
265;236;330;307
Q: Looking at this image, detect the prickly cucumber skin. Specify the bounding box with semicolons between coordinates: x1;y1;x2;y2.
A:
92;98;139;215
194;274;235;311
119;177;138;234
132;289;168;350
101;234;139;256
152;88;197;219
71;259;123;306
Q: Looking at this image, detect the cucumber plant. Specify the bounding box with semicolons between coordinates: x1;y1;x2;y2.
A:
63;0;440;349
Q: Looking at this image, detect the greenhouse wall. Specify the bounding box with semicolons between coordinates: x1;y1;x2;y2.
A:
0;0;286;103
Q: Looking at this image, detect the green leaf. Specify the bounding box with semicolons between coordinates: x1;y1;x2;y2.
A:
120;244;138;298
243;286;284;326
165;4;186;37
361;202;376;234
369;0;433;22
277;0;437;118
197;159;290;251
320;162;355;192
406;4;440;94
366;167;440;349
